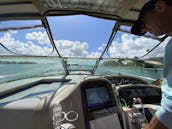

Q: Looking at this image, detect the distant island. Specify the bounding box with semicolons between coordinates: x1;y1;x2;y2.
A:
0;61;36;64
102;57;163;68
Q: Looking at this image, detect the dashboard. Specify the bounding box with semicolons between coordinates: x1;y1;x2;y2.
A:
104;75;149;86
0;75;160;129
104;75;161;107
118;85;161;106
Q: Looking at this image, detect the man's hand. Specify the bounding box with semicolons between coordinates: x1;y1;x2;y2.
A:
144;115;167;129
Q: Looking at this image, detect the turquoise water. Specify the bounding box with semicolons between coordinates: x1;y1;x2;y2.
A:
96;66;163;82
0;57;163;84
0;57;65;84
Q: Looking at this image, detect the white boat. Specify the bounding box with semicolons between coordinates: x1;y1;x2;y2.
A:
0;0;167;129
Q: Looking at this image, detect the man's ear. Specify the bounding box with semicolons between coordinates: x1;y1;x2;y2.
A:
155;0;166;13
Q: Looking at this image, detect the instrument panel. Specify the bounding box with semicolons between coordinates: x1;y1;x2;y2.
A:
80;78;122;129
104;75;149;86
81;79;116;112
118;84;161;106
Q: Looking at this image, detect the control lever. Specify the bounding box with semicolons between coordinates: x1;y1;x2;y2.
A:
131;98;148;129
132;98;145;116
137;98;145;116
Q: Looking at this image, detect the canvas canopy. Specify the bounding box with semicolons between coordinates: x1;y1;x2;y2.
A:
0;0;149;24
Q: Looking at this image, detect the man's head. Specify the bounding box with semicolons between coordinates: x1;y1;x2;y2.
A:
131;0;172;36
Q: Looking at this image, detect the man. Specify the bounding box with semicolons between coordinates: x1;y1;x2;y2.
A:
131;0;172;129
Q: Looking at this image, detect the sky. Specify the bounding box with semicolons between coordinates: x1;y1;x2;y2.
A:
0;15;170;58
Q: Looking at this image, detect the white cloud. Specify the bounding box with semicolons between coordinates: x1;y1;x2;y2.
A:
88;52;101;57
0;32;169;58
54;40;100;57
9;30;18;34
0;32;100;57
0;32;53;56
98;43;106;51
108;33;168;59
25;31;50;45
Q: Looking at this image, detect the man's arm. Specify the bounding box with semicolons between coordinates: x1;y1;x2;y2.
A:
144;115;167;129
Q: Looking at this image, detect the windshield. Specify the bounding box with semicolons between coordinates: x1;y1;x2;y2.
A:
47;15;114;58
0;20;65;83
0;15;169;84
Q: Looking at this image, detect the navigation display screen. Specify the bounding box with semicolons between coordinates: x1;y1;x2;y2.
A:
86;86;112;111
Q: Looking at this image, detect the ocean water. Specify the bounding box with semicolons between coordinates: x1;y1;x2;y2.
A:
0;57;163;84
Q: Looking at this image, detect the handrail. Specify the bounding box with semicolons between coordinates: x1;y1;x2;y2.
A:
0;24;43;32
41;17;69;75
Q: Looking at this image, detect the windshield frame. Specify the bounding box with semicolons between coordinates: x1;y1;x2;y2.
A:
43;12;167;75
0;12;167;77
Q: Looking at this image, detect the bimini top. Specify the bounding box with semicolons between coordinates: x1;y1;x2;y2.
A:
0;0;149;22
